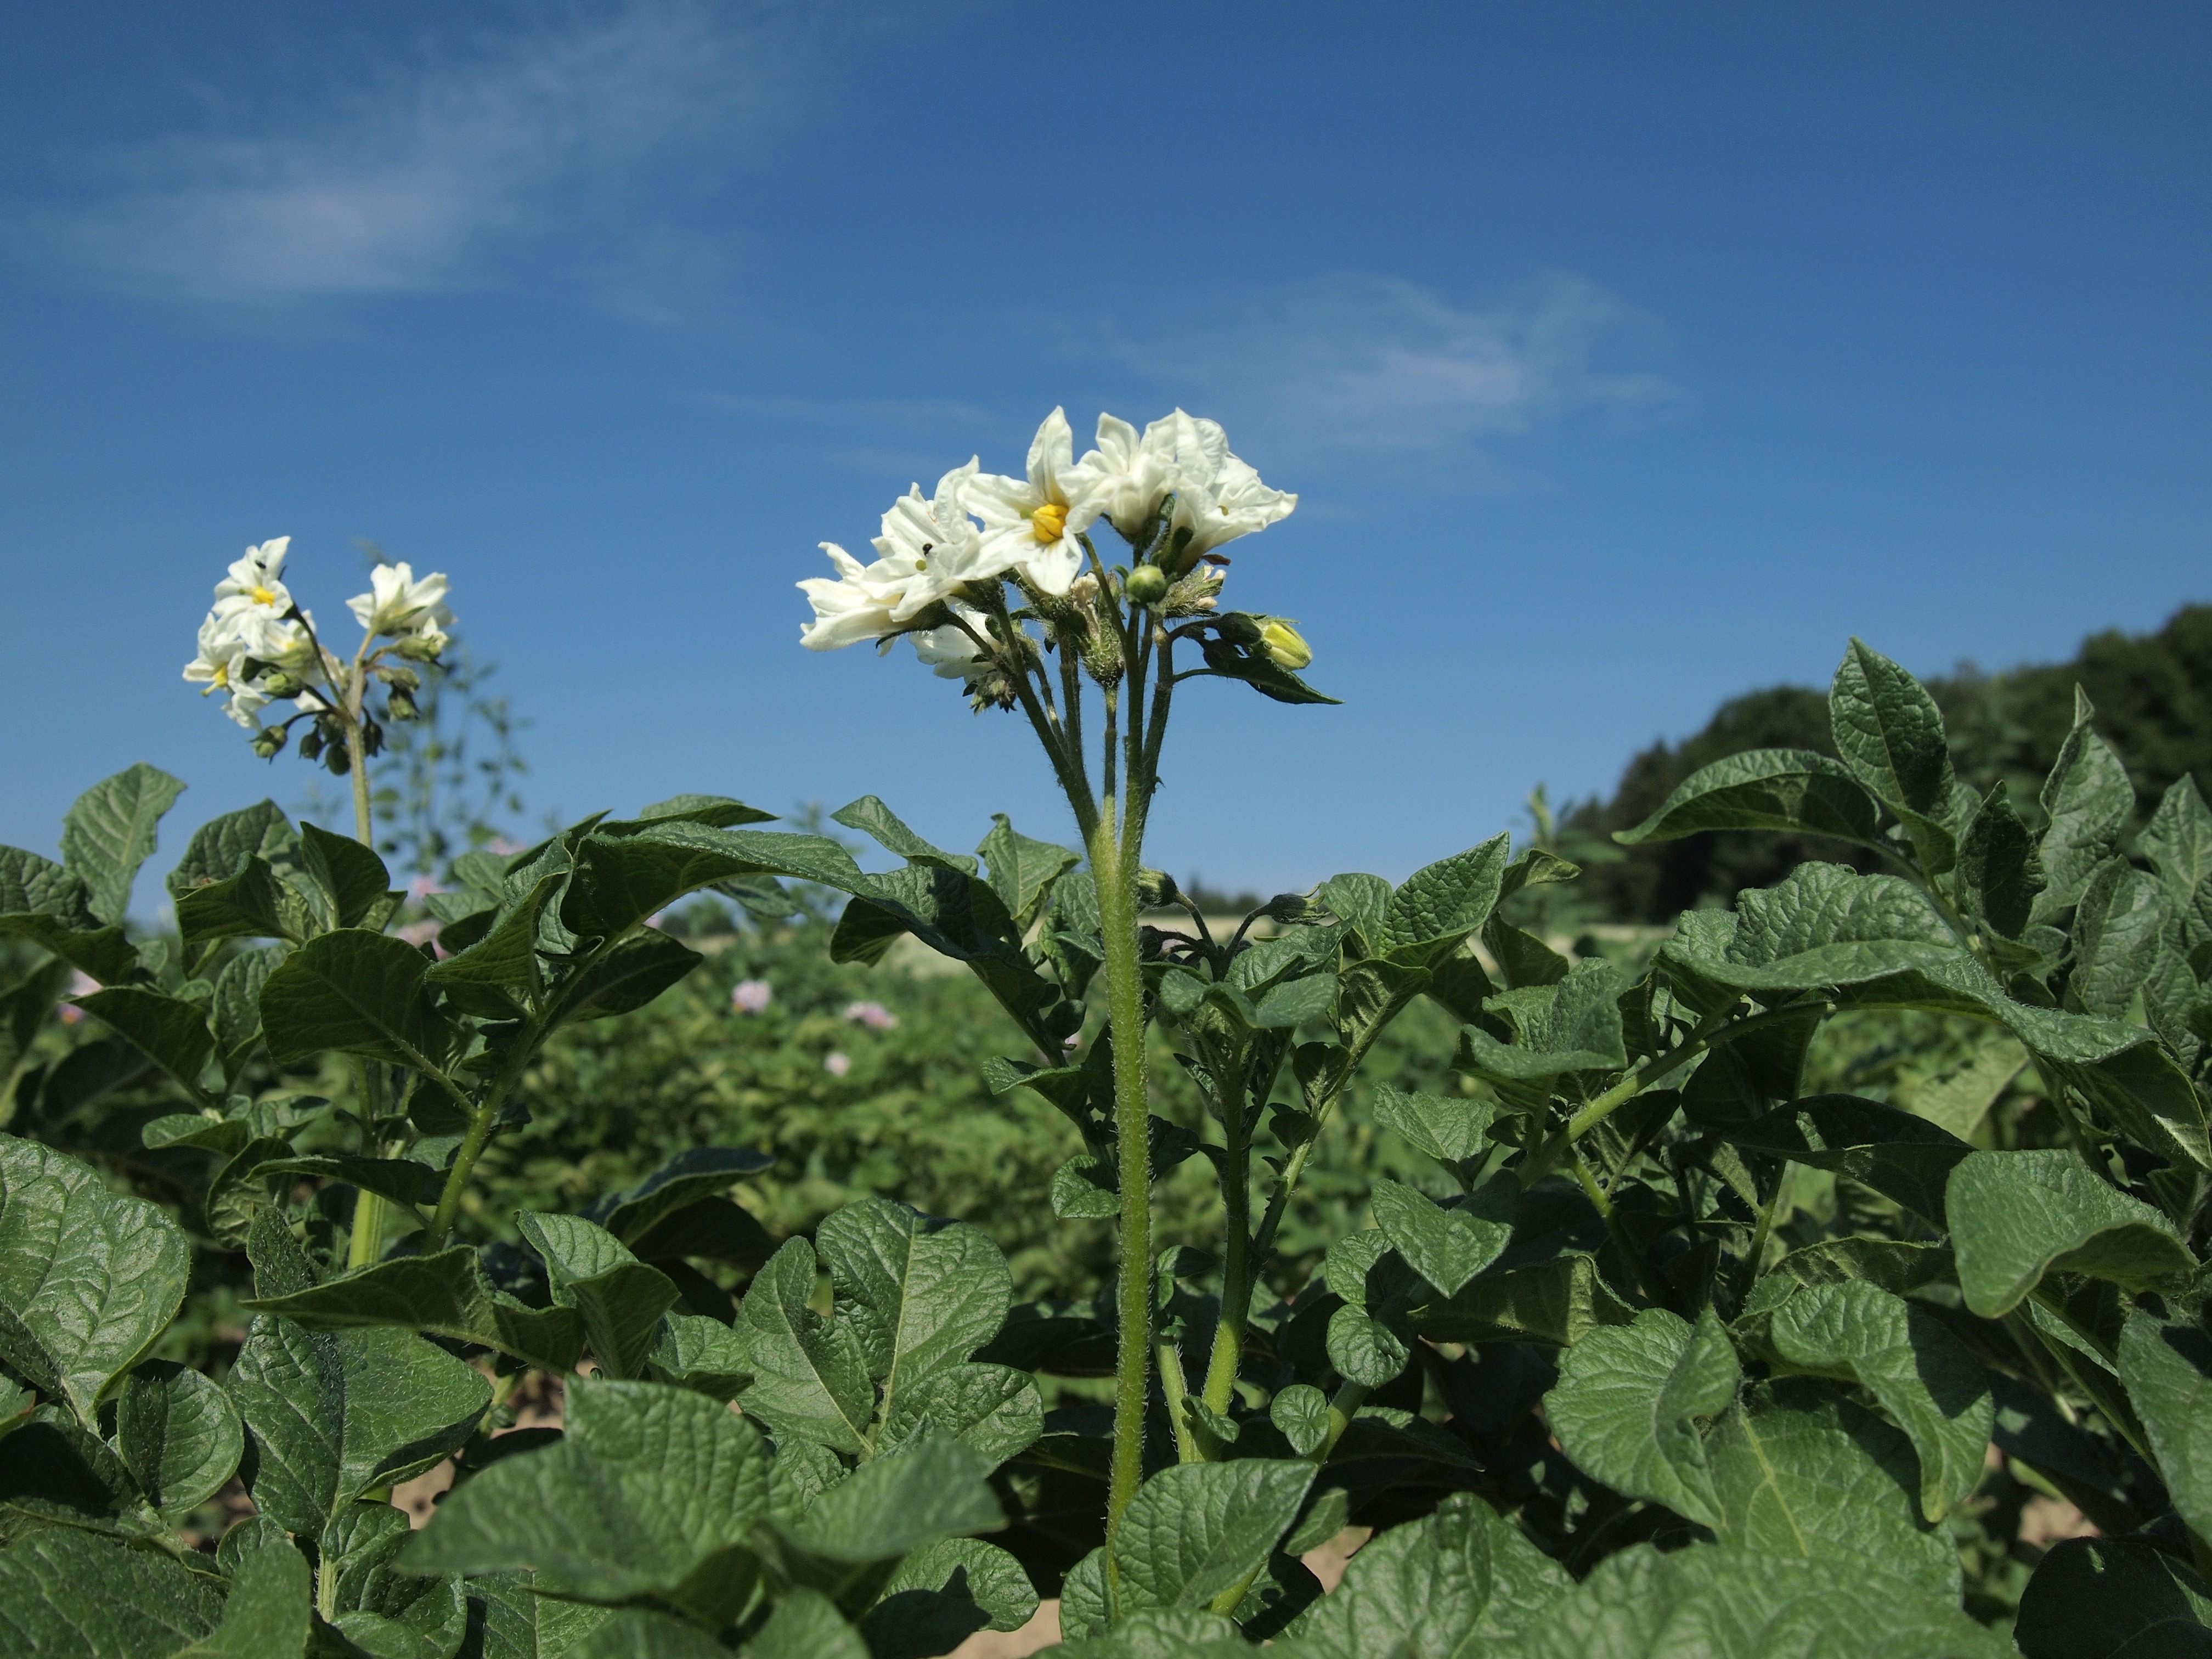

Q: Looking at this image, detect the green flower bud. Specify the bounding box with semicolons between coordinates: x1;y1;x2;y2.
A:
250;726;287;759
1124;565;1170;606
387;688;421;721
1259;618;1312;672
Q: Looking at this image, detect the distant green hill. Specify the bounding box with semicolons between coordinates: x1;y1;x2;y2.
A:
1566;603;2212;923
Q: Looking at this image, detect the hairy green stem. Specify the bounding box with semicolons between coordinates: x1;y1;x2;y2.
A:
1570;1146;1672;1307
1092;815;1153;1538
1155;1318;1200;1464
1197;1059;1251;1448
1735;1157;1789;1304
342;670;396;1266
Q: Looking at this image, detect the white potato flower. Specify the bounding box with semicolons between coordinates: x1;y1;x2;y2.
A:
223;677;273;728
798;543;906;651
968;409;1102;596
347;562;454;639
910;603;988;680
1152;411;1296;560
873;460;988;621
1069;412;1180;541
211;537;296;631
183;613;248;696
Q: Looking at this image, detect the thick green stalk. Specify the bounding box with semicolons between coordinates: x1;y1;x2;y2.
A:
1197;1059;1251;1443
341;688;394;1267
1092;816;1153;1536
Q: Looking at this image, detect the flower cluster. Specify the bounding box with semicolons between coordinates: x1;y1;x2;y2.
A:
182;538;455;762
797;408;1296;677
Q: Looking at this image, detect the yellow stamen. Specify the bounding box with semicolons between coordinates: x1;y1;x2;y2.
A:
1030;502;1068;544
250;585;278;606
212;662;229;689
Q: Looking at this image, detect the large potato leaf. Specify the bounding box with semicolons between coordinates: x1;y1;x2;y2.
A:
407;1379;774;1626
1544;1307;1739;1528
0;1135;189;1421
1765;1280;1992;1521
515;1212;678;1381
1658;862;1961;992
258;928;451;1069
2015;1537;2212;1659
1944;1149;2194;1318
1110;1459;1314;1617
60;764;186;928
171;1538;310;1659
2118;1312;2212;1546
0;1527;222;1657
1505;1542;2005;1659
1379;834;1511;966
1830;639;1962;873
729;1237;877;1455
115;1360;245;1517
229;1314;489;1537
1614;748;1882;848
1728;1097;1970;1224
242;1246;585;1373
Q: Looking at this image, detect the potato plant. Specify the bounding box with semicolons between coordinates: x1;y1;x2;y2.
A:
0;417;2209;1656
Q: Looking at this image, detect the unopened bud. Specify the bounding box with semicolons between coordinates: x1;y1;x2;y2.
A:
1124;565;1169;606
392;634;443;662
387;688;421;721
297;728;325;762
251;726;287;759
1136;868;1181;907
1259;618;1312;672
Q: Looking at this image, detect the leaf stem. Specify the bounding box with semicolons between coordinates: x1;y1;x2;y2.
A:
1092;811;1153;1541
1570;1144;1671;1306
1197;1055;1251;1446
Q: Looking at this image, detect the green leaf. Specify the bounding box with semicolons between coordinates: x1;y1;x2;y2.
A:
816;1195;1015;1427
1279;1491;1570;1658
1659;862;1961;992
1110;1459;1314;1616
645;1312;752;1401
777;1439;1005;1564
0;1135;189;1421
1457;958;1628;1082
1728;1096;1970;1223
1196;629;1342;705
1508;1543;2004;1659
582;1144;775;1248
228;1315;489;1536
115;1360;245;1516
297;823;397;931
61;764;186;927
975;814;1080;934
875;1361;1043;1465
1323;1230;1422;1388
1370;1082;1502;1168
562;1608;729;1659
1830;639;1959;872
1614;748;1883;848
255;1154;437;1213
1051;1153;1119;1220
560;822;872;940
466;1573;615;1659
406;1379;775;1628
743;1592;866;1659
0;1404;156;1536
1321;874;1391;955
0;912;140;986
171;1536;310;1659
2015;1537;2212;1659
627;793;777;830
0;844;98;926
2037;687;2135;917
1766;1280;1993;1521
553;931;704;1025
728;1237;876;1455
73;986;215;1099
1743;1238;1955;1312
861;1537;1040;1659
1369;1177;1515;1297
422;873;562;1011
831;796;978;872
1269;1384;1330;1457
1706;1380;1961;1600
1251;972;1338;1030
2118;1312;2212;1545
168;801;293;899
1957;782;2046;939
1411;1252;1635;1347
0;1527;222;1657
173;855;313;947
241;1247;585;1373
1380;834;1511;964
1544;1306;1739;1527
2072;856;2168;1017
515;1212;678;1381
211;945;285;1083
1944;1148;2194;1317
259;929;449;1069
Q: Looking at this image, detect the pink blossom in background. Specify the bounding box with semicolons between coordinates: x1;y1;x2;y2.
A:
1063;1032;1081;1049
488;837;523;856
823;1051;851;1077
646;911;667;931
397;919;443;952
843;1000;898;1031
56;969;99;1024
409;874;441;898
731;979;772;1014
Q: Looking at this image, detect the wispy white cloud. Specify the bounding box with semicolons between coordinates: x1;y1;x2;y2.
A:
1112;272;1677;482
47;2;810;307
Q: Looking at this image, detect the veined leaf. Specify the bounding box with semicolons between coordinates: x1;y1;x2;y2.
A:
0;1135;189;1421
1457;958;1628;1082
1660;862;1961;992
297;822;397;932
241;1246;585;1372
873;1361;1043;1466
554;931;703;1025
582;1144;775;1246
1615;748;1882;848
1767;1280;1993;1521
860;1537;1039;1659
61;764;186;927
1412;1252;1634;1347
2015;1537;2212;1659
259;928;450;1069
776;1438;1005;1565
0;1527;222;1657
1544;1306;1739;1527
1830;639;1960;873
170;1533;310;1659
1370;1177;1515;1297
0;844;98;926
1110;1459;1314;1616
2071;857;2167;1018
516;1212;678;1381
228;1314;489;1536
832;796;978;872
1729;1096;1970;1223
976;814;1080;934
729;1237;876;1455
1323;1229;1421;1388
1279;1490;1571;1658
406;1378;775;1628
2118;1312;2212;1545
2036;687;2133;917
560;822;871;940
1957;782;2046;940
1707;1380;1961;1600
74;986;215;1100
1944;1148;2194;1317
1370;1082;1502;1168
115;1361;245;1517
1379;834;1511;965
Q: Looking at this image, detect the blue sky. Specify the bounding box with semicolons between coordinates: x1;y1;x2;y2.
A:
3;1;2207;901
